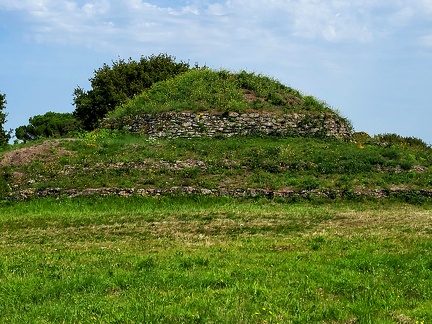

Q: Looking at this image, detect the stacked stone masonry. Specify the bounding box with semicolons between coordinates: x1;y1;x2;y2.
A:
11;186;432;201
102;111;352;139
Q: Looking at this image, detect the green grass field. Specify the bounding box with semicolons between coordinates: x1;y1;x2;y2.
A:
1;196;431;323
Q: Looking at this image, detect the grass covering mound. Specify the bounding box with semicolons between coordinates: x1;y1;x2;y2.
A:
1;132;431;201
108;69;347;119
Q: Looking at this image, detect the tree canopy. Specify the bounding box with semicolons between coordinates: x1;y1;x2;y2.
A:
0;92;11;147
72;53;191;130
15;112;81;142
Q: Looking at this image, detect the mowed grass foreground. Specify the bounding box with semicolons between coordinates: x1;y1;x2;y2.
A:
1;197;432;323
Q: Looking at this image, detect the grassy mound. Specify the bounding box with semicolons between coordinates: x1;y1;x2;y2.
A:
1;69;430;201
108;69;346;119
1;132;431;201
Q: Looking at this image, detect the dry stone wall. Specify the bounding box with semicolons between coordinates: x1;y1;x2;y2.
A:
11;186;432;201
102;111;352;139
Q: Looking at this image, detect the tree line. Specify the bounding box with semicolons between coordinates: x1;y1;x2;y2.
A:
4;53;192;143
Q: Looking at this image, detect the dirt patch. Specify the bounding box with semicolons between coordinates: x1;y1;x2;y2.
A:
0;139;77;167
242;91;266;103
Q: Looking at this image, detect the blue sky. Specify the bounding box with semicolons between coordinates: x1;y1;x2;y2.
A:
1;0;431;143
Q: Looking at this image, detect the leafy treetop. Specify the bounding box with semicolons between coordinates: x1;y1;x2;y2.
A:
73;53;191;130
15;112;81;142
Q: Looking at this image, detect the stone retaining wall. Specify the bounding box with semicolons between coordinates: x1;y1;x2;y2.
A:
10;186;432;201
102;111;352;139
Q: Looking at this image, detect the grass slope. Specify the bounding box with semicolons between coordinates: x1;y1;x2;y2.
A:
1;131;431;201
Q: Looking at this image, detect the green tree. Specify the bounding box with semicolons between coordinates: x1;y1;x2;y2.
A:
73;53;191;130
15;112;81;142
0;92;11;147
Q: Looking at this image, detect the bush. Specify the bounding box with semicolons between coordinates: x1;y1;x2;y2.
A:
15;112;81;142
372;133;430;150
353;131;371;144
0;170;10;200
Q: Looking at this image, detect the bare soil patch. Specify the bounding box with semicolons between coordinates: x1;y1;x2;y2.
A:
0;139;77;167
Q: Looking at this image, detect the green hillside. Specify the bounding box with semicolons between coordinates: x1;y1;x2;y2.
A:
1;132;431;202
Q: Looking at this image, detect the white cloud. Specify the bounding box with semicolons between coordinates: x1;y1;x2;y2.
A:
2;0;432;54
420;0;432;14
420;34;432;47
81;0;110;16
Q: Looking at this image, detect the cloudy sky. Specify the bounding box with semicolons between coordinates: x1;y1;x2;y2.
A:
1;0;431;143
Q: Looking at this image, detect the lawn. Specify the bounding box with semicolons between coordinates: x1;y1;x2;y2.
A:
0;196;431;323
